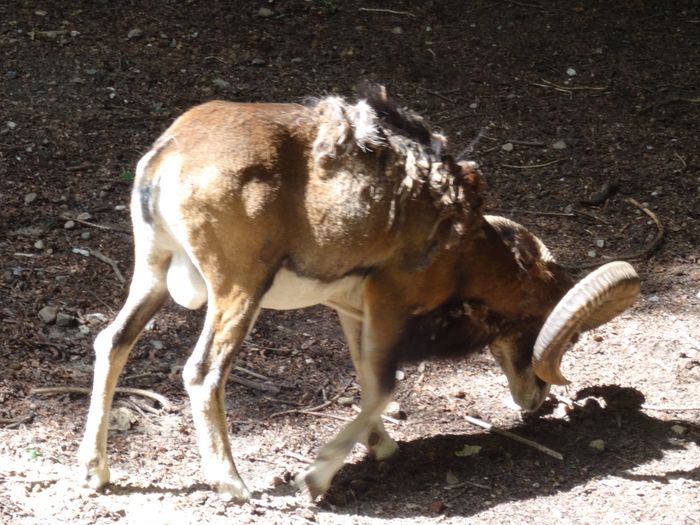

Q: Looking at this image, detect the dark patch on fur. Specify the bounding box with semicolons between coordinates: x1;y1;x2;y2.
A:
396;298;504;363
377;299;508;395
139;186;154;224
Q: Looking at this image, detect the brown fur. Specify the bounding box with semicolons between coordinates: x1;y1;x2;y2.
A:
79;91;580;503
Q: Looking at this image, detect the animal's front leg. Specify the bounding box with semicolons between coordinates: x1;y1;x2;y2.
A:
337;311;399;461
297;302;405;500
183;289;259;503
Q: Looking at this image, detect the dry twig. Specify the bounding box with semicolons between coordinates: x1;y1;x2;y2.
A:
464;415;564;460
0;413;34;428
61;214;130;233
30;386;174;412
502;158;567;170
229;374;280;394
358;7;415;17
268;379;353;419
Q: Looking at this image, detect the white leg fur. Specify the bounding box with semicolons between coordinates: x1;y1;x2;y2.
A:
78;256;168;490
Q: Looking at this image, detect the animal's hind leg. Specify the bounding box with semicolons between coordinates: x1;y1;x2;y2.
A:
182;280;264;503
337;312;398;460
78;252;169;490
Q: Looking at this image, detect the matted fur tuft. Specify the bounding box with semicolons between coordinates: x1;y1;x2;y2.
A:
311;96;384;162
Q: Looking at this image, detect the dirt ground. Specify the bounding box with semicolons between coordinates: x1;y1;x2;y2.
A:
1;1;699;524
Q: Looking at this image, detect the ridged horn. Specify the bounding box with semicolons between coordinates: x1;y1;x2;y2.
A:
532;261;640;385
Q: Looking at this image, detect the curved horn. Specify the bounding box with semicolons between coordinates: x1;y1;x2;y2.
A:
532;261;640;385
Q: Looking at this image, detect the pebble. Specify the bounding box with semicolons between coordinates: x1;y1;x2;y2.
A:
56;312;78;328
430;500;446;514
395;370;405;381
114;204;127;211
5;70;18;80
251;58;266;66
64;220;76;229
81;231;92;240
589;439;606;452
566;67;577;76
150;340;164;350
24;192;38;204
587;250;597;258
595;239;605;248
258;7;274;17
336;396;355;406
77;212;92;221
552;140;568;150
127;28;144;39
38;305;59;324
501;142;514;152
7;121;17;130
391;26;403;34
34;239;45;250
384;401;402;419
213;78;230;89
671;424;687;435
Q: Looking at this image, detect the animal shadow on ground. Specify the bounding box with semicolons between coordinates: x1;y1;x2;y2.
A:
312;385;699;518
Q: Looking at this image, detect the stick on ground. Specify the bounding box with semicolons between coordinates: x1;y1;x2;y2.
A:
464;415;563;460
30;386;174;412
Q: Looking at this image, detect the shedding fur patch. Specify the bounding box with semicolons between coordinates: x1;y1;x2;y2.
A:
310;87;486;252
312;97;384;162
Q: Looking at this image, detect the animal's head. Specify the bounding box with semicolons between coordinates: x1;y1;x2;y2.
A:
491;260;640;411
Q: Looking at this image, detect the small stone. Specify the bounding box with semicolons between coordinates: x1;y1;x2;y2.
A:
671;424;687;435
34;239;45;250
56;312;79;328
501;142;514;152
566;67;577;76
589;439;605;452
127;28;144;39
77;212;92;221
595;239;605;248
150;340;164;350
6;121;17;130
395;370;405;381
24;192;38;204
114;204;127;211
430;500;446;514
336;396;355;406
445;471;459;485
384;401;402;419
257;7;274;17
5;70;18;80
251;58;266;66
648;295;660;303
455;444;481;457
212;78;230;89
38;305;59;324
79;325;91;335
469;102;478;109
552;140;568;150
81;231;92;240
290;57;302;64
391;26;403;34
587;250;597;258
64;220;76;229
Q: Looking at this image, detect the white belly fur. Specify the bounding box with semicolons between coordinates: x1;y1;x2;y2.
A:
261;269;362;312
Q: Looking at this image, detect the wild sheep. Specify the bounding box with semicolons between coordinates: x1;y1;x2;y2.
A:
78;85;639;502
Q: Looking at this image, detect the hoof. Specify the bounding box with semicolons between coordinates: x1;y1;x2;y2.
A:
294;470;327;502
214;479;251;504
371;436;399;461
